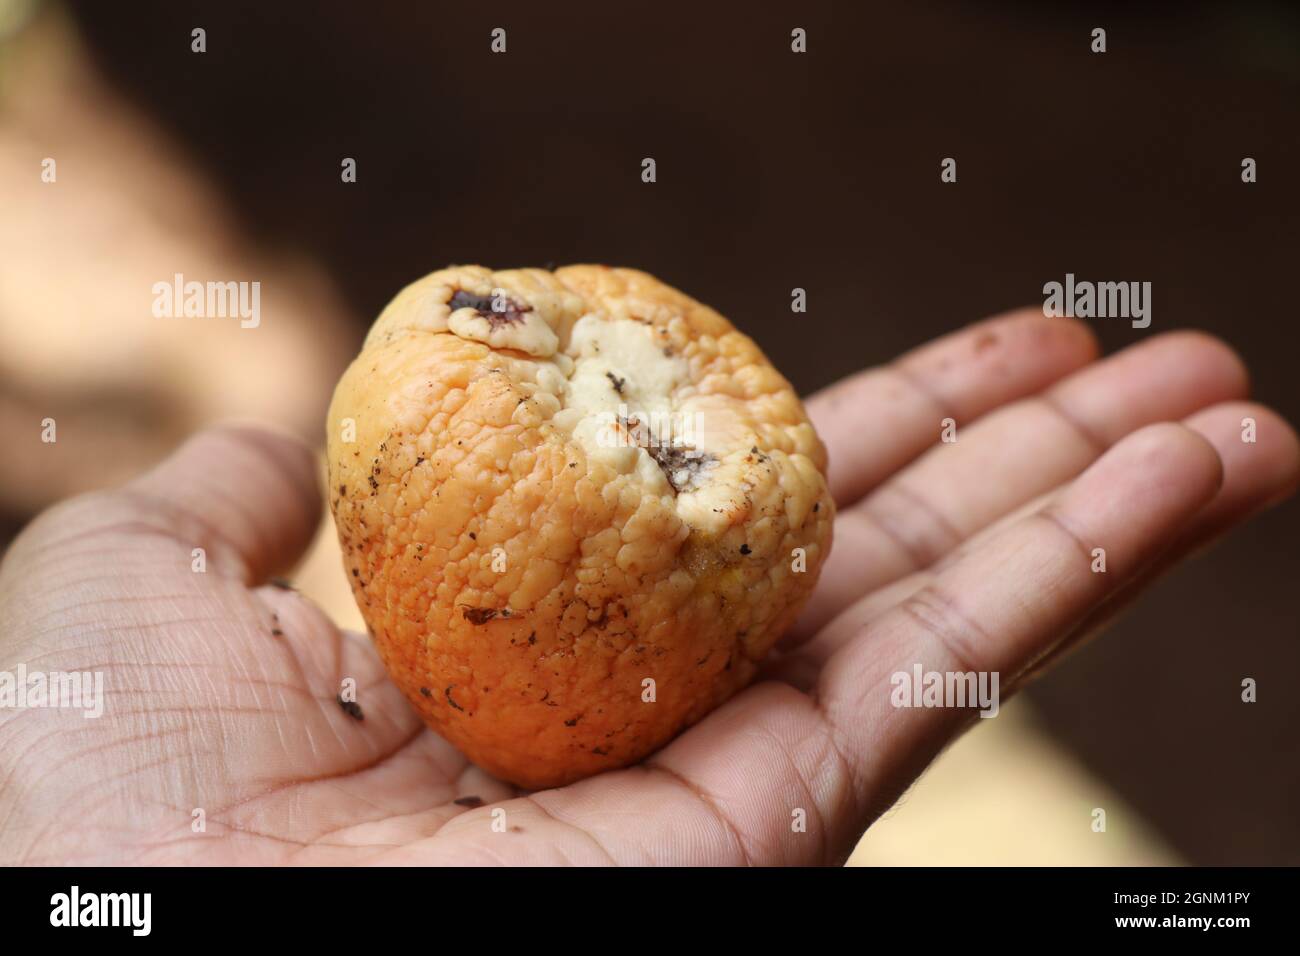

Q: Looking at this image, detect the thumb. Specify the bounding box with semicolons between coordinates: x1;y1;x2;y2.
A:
124;424;322;583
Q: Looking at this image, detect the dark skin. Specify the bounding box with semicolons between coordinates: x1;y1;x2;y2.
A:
0;310;1296;864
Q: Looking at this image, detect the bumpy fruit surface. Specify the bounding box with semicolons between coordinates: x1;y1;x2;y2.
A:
327;265;833;788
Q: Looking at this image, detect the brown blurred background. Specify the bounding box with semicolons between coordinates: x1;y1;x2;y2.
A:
1;0;1296;863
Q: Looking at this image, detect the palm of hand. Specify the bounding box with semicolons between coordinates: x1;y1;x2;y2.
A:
1;313;1295;865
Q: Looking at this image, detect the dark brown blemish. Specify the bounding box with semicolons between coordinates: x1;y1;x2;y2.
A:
453;795;484;808
420;687;432;697
462;607;499;625
645;445;718;494
445;685;465;711
448;289;532;330
606;371;626;394
974;331;998;352
739;543;752;555
337;696;364;721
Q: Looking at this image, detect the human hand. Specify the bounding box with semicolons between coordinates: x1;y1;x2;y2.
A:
1;310;1295;865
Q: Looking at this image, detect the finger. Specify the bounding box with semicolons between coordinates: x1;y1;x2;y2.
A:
812;423;1223;813
1020;401;1300;680
789;400;1297;672
124;424;322;583
807;309;1098;508
794;331;1248;640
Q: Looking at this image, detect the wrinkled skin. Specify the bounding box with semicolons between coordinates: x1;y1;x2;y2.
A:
0;314;1296;864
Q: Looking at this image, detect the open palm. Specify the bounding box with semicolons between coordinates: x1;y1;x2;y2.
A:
2;310;1296;865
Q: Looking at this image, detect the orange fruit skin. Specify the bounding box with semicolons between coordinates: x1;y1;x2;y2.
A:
327;265;833;789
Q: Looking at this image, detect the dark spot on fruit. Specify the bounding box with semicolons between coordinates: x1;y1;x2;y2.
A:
644;444;718;494
739;543;752;555
338;484;347;496
527;632;536;645
468;532;477;539
420;687;432;697
445;686;465;711
462;606;498;625
453;795;484;808
337;697;364;721
449;289;532;330
813;502;820;512
606;371;626;394
591;746;609;756
975;331;998;352
564;715;582;727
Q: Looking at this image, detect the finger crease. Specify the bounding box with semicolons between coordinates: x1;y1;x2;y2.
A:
889;362;957;424
1037;393;1109;458
1032;506;1096;568
645;762;754;867
899;584;990;676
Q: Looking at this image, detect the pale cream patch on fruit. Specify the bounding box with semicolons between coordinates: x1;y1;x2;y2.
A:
497;312;757;535
550;315;711;491
448;306;558;357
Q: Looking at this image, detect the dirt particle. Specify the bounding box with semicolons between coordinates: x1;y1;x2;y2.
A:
445;685;465;711
448;289;532;329
739;543;752;555
462;607;499;625
337;697;364;721
453;795;484;808
419;687;432;697
643;443;718;494
606;371;627;394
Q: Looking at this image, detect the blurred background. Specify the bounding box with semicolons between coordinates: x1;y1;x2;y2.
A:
1;0;1296;864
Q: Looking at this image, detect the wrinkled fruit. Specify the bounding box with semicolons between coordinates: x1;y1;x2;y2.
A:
327;265;833;789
